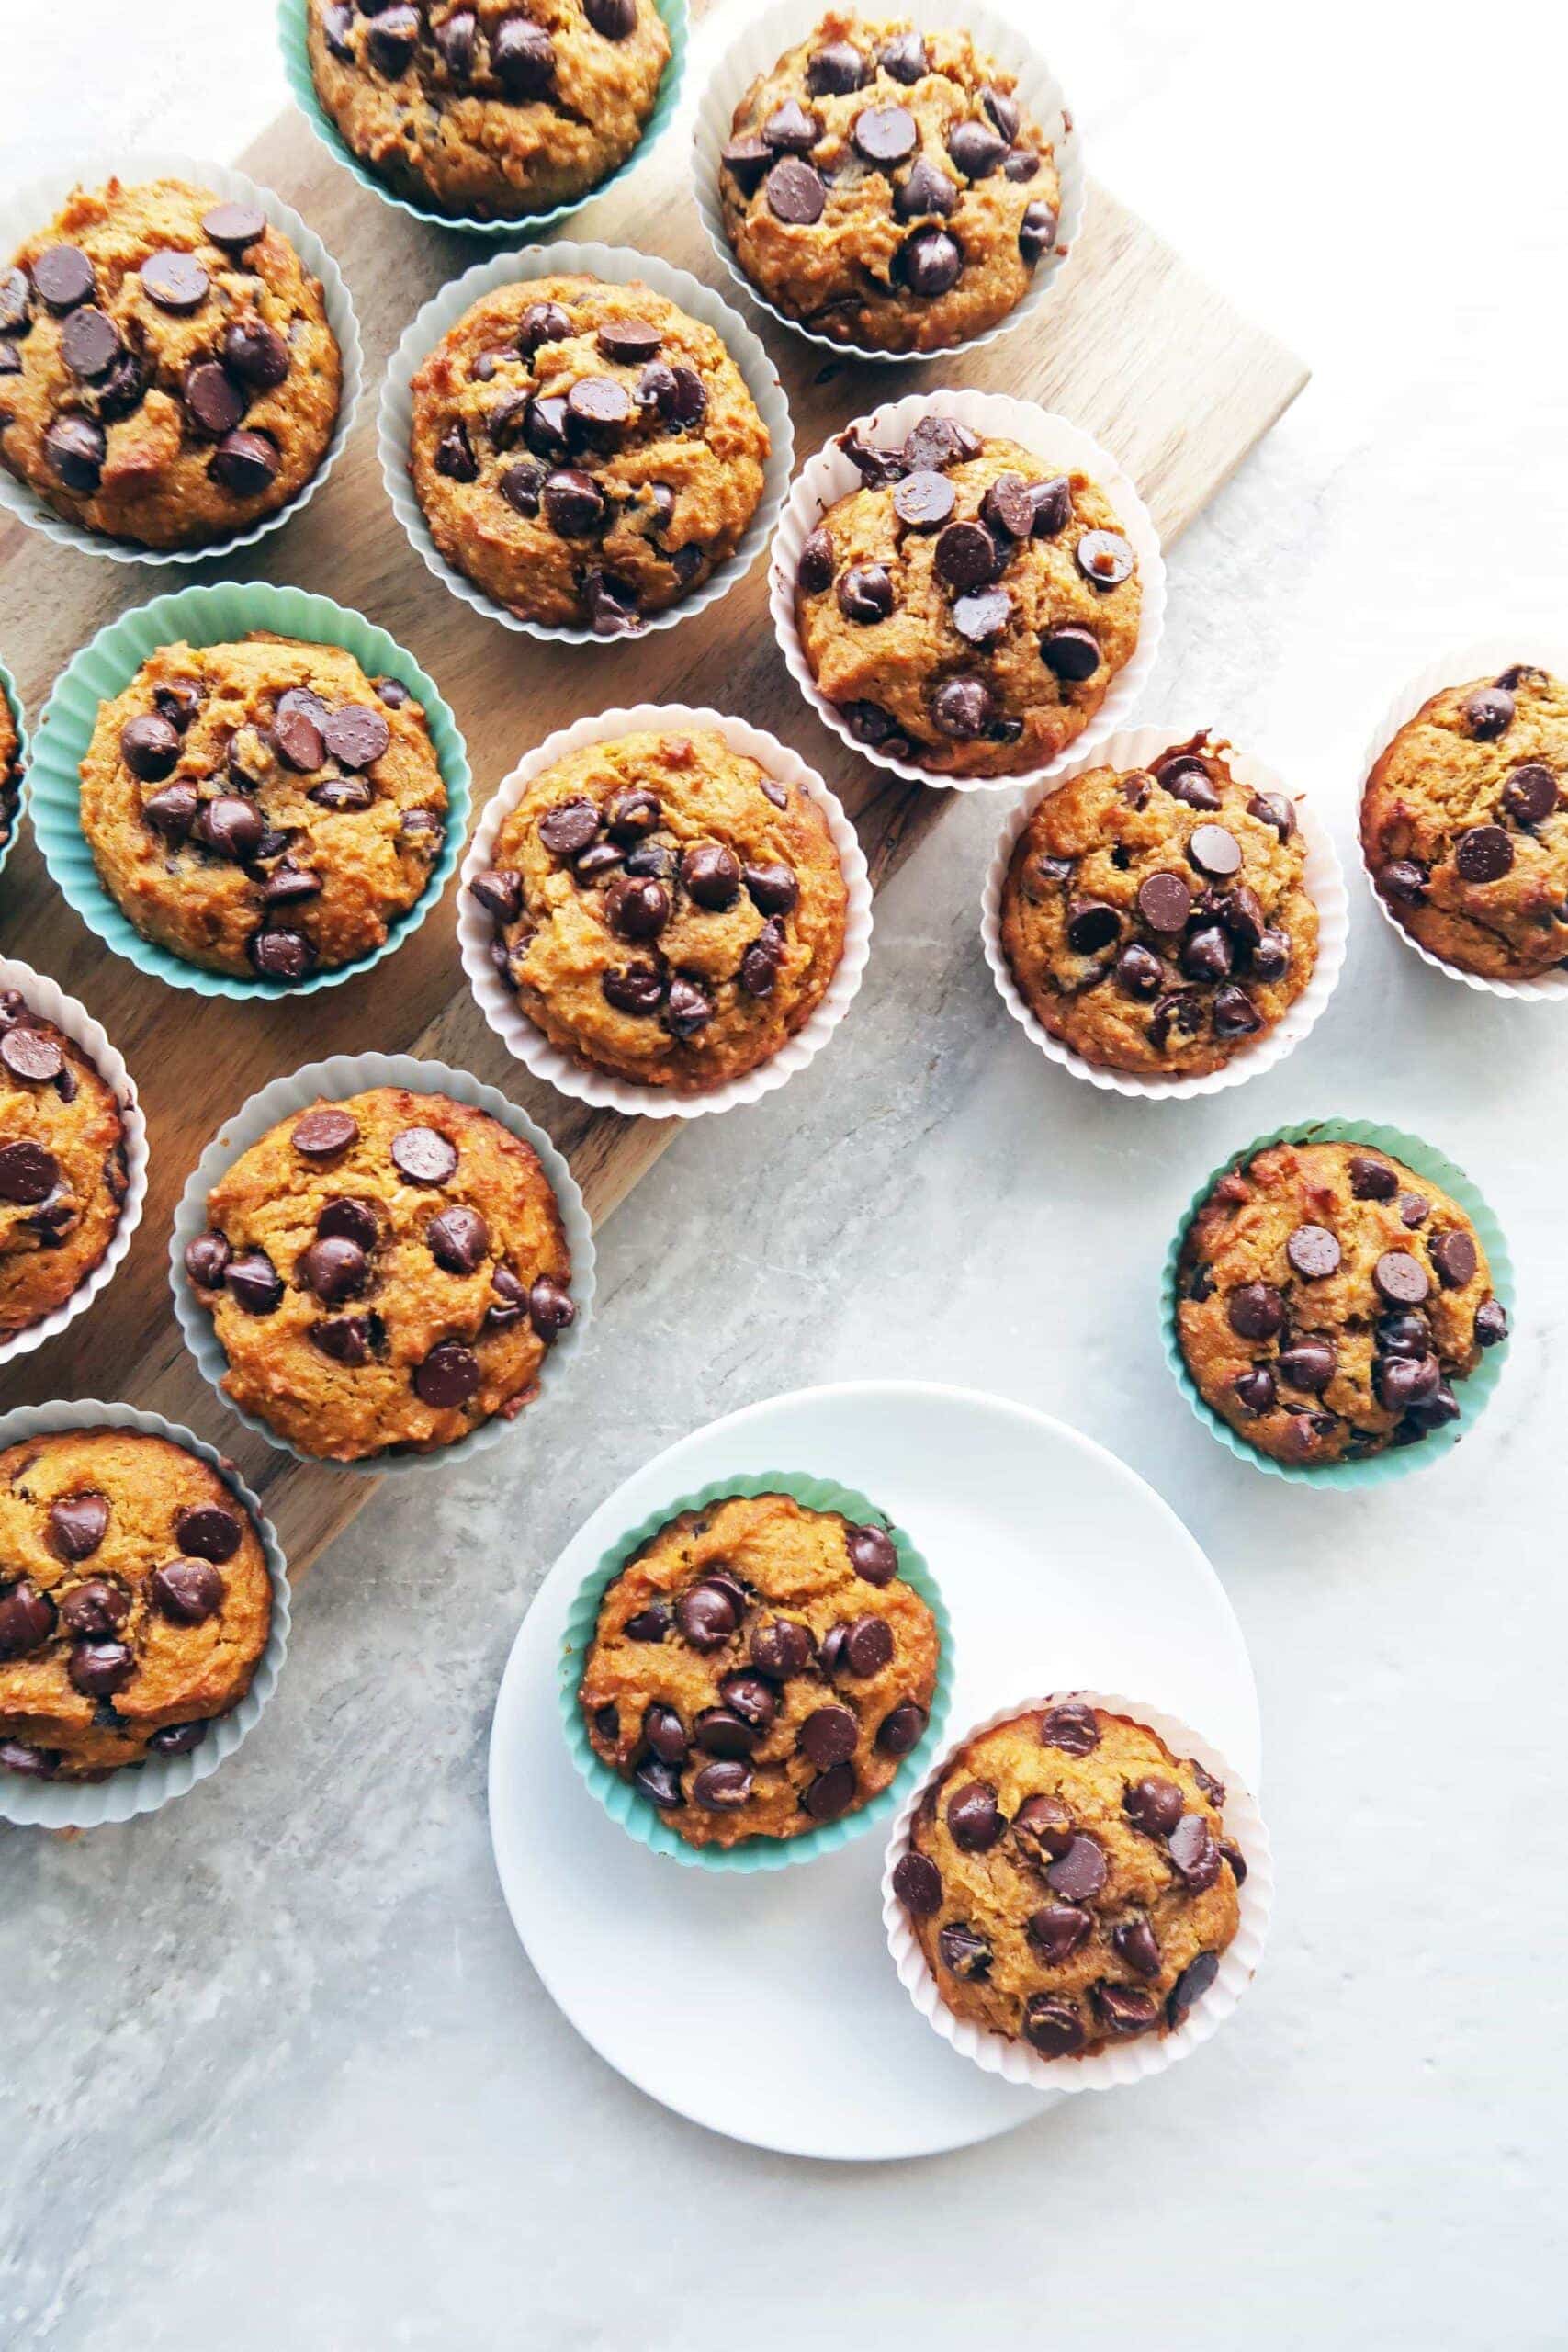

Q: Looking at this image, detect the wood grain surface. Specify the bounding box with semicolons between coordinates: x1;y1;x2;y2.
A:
0;62;1306;1577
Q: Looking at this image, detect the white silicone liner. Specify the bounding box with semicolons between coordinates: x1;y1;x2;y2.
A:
980;725;1349;1100
0;958;148;1369
0;1399;290;1831
882;1689;1272;2097
378;242;795;647
1359;632;1568;1001
770;390;1166;796
690;0;1086;365
168;1053;595;1476
458;703;872;1120
0;153;362;567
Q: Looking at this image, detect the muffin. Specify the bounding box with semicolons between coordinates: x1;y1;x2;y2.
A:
472;727;849;1092
0;672;22;862
0;1427;273;1781
78;634;448;984
1176;1137;1508;1467
892;1700;1243;2058
579;1490;940;1849
794;419;1142;778
1000;737;1317;1076
182;1085;575;1460
0;990;130;1341
306;0;672;222
717;12;1059;355
0;176;342;550
408;273;770;633
1361;662;1568;982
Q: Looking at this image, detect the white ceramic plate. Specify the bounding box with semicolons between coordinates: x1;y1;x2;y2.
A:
488;1379;1260;2161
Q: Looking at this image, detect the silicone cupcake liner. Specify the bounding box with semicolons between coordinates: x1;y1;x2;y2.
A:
980;724;1348;1099
0;958;148;1372
457;702;872;1119
0;153;362;567
1161;1117;1514;1487
770;390;1166;795
379;241;795;646
692;0;1085;365
169;1052;594;1477
558;1468;953;1871
882;1689;1272;2095
30;580;471;1002
278;0;690;240
1359;631;1568;1001
0;1398;290;1831
0;653;28;887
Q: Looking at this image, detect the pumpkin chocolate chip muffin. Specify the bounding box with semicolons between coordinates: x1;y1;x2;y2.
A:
893;1700;1243;2057
182;1085;575;1460
1000;738;1317;1076
0;176;341;550
1176;1137;1507;1467
717;12;1060;354
0;1427;273;1781
78;634;447;985
472;727;849;1093
306;0;672;222
1361;662;1568;982
0;991;130;1342
0;671;22;862
794;418;1141;777
579;1490;940;1849
408;274;770;634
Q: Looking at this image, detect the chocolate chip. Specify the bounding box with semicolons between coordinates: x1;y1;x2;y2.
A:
892;469;956;530
1020;203;1057;265
947;119;1007;179
789;1703;853;1769
60;305;120;379
490;10;555;91
736;865;796;928
1094;1982;1160;2037
1475;1298;1509;1347
1286;1223;1341;1280
1108;942;1158;1000
674;1582;739;1653
692;1759;752;1810
1404;1381;1461;1433
671;842;738;912
869;1703;923;1762
0;1141;59;1204
170;1502;242;1566
308;1313;370;1366
620;1602;670;1646
0;1580;53;1655
0;268;31;333
721;136;772;196
1167;1950;1221;2028
1123;1775;1183;1837
764;96;821;153
1373;1250;1430;1306
1279;1335;1336;1393
1187;824;1242;879
69;1639;134;1698
796;526;836;598
894;158;957;219
435;420;479;481
1427;1228;1477;1290
1040;1701;1100;1755
1061;899;1118;956
801;1760;856;1820
640;1702;686;1764
1111;1917;1162;1978
201;201;267;251
284;1112;357;1171
1018;1902;1090;1969
184;1230;231;1290
1046;1834;1106;1902
1454;824;1514;883
1004;143;1042;183
1233;1367;1276;1416
538;466;604;537
1168;1813;1222;1889
295;1234;364;1306
0;1736;58;1777
1180;923;1232;983
603;965;664;1016
893;1849;942;1916
766;157;826;224
841;1614;893;1676
739;918;785;997
209;428;280;497
694;1706;756;1760
391;1125;458;1185
1134;870;1192;933
595;315;663;368
1377;1351;1441;1412
138;249;209;314
0;1024;63;1084
634;1757;682;1806
1213;986;1262;1037
1464;685;1515;739
838;563;893;623
538;797;602;855
931;676;993;740
749;1617;811;1679
1502;763;1558;825
1227;1281;1285;1340
0;340;21;377
44;415;105;492
194;796;265;863
1041;625;1100;681
1023;1996;1084;2055
1377;857;1427;905
897;226;963;297
48;1492;109;1561
938;1924;991;1980
32;245;96;311
933;521;998;593
606;874;669;941
583;0;636;32
59;1577;128;1637
412;1340;480;1410
522;1274;571;1343
854;103;917;163
654;975;708;1038
319;706;389;770
149;1556;225;1625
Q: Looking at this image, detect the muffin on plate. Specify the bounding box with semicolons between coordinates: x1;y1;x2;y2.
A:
78;634;447;984
0;990;130;1342
0;672;22;862
1361;661;1568;982
0;1426;273;1781
1176;1136;1507;1467
306;0;672;221
1000;737;1317;1076
408;274;769;633
182;1085;575;1460
793;418;1141;778
472;726;849;1092
0;176;342;549
717;12;1059;355
580;1489;941;1849
892;1699;1243;2057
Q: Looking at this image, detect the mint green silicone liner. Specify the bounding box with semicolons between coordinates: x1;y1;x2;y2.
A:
277;0;689;240
0;656;27;886
29;580;471;1001
559;1471;953;1871
1161;1118;1515;1487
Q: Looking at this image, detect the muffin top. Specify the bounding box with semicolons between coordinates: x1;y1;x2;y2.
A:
0;990;129;1340
794;420;1141;778
0;1427;272;1781
718;11;1059;355
183;1085;575;1460
78;634;447;985
1000;738;1318;1076
307;0;671;222
408;274;770;634
475;727;849;1092
0;176;342;549
1361;662;1568;981
0;673;20;856
579;1490;941;1848
895;1702;1243;2057
1177;1137;1507;1467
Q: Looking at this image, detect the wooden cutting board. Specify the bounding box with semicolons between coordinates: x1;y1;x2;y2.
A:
0;52;1306;1577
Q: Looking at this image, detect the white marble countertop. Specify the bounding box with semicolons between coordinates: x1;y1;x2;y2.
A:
5;4;1565;2346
